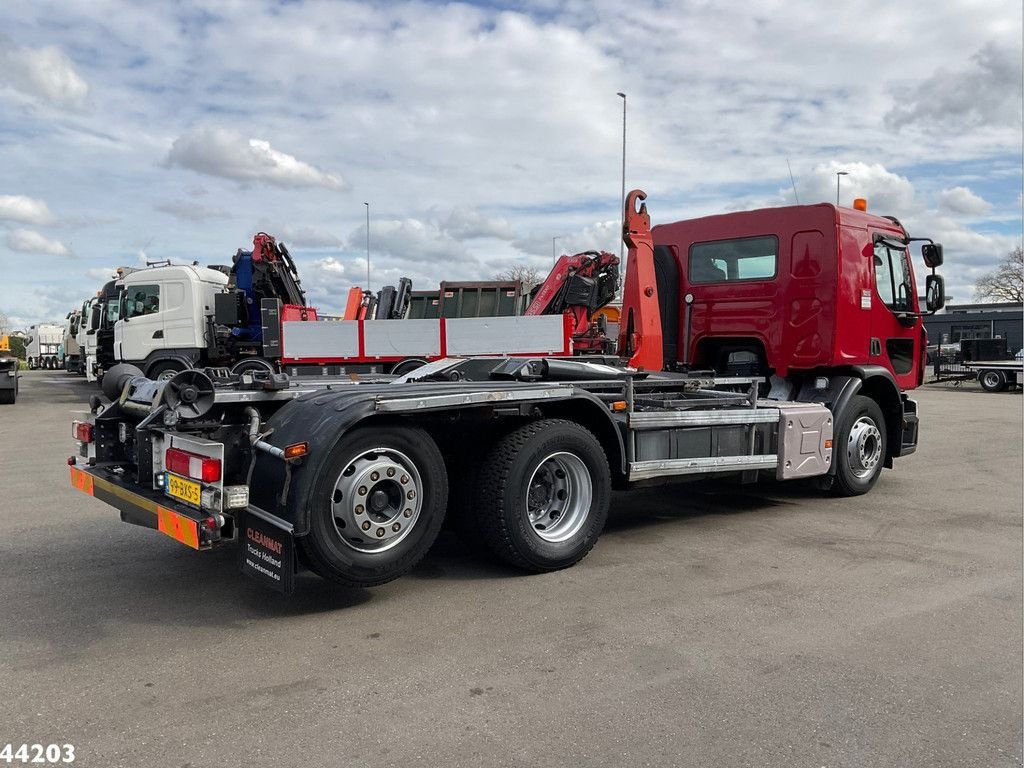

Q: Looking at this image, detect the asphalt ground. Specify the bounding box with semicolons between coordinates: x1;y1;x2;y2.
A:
0;370;1021;768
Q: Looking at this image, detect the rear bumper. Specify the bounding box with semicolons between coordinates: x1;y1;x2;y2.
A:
70;464;221;550
70;463;297;593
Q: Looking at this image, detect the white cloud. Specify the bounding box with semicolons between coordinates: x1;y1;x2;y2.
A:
886;42;1022;131
0;38;89;108
155;199;230;222
442;208;516;240
938;187;992;217
349;218;475;267
165;127;346;189
0;195;57;226
85;267;117;282
253;222;342;249
6;229;71;256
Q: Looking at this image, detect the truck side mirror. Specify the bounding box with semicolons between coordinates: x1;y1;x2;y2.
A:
922;243;943;268
925;274;945;312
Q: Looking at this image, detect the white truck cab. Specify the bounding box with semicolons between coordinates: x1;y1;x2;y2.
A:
114;265;229;379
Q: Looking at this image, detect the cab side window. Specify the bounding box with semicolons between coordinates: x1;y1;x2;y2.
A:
127;285;160;318
873;242;912;313
689;236;778;284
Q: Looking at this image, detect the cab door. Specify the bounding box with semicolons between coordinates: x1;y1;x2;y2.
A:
119;283;163;363
870;237;920;389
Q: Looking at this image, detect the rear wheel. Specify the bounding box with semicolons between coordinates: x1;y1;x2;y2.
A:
474;419;610;572
300;425;448;588
978;369;1006;392
832;395;886;497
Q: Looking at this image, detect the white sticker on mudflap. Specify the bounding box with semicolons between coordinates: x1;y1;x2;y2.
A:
861;290;872;309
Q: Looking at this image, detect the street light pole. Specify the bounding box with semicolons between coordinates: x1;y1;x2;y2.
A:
363;202;370;291
617;92;627;261
552;236;560;264
835;171;849;207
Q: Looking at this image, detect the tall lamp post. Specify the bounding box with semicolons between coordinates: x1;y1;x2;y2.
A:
617;92;627;261
552;236;562;264
363;202;371;291
835;171;848;207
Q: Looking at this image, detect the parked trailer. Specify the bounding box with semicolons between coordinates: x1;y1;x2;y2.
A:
966;360;1022;392
68;189;946;594
25;323;64;370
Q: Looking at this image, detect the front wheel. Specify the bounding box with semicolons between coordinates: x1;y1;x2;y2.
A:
832;395;886;497
474;419;611;572
978;369;1006;392
148;360;189;382
300;425;448;588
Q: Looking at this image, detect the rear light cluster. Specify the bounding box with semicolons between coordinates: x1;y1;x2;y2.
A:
165;447;221;483
72;420;94;443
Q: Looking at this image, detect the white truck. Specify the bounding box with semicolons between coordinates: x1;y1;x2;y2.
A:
25;323;64;370
63;310;83;373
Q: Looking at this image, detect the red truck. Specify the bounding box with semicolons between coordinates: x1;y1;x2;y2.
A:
68;190;944;593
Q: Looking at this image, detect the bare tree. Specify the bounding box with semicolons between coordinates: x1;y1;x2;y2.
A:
494;264;544;291
974;246;1023;303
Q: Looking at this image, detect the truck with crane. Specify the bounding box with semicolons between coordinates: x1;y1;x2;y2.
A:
109;233;605;380
68;190;945;594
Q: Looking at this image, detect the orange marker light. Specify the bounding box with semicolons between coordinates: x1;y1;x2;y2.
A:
284;442;309;460
610;401;628;412
825;439;833;449
853;198;867;211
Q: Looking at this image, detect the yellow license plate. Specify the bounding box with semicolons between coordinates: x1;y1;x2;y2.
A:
167;473;201;506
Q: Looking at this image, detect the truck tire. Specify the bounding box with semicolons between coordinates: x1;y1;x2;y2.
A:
0;389;14;404
978;369;1006;392
389;358;428;376
833;395;886;497
474;419;610;572
231;358;275;376
300;425;448;588
148;360;189;382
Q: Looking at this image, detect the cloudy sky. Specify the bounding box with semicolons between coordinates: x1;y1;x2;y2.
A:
0;0;1020;328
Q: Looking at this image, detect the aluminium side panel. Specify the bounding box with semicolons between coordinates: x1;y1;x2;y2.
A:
445;315;566;355
363;320;441;358
281;321;359;360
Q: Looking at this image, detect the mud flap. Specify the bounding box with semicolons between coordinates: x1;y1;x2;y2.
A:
239;505;295;595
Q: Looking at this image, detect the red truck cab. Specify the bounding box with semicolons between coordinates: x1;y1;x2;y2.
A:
618;191;945;494
651;203;929;390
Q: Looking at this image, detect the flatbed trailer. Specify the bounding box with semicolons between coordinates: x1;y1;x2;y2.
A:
964;359;1022;392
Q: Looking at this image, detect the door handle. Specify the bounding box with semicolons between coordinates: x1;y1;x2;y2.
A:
153;330;164;339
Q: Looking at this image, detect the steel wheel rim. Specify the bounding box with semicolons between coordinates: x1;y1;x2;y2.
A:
847;416;882;479
330;447;422;553
524;451;591;543
982;371;1000;388
156;367;182;382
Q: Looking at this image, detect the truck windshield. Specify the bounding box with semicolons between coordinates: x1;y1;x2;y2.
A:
104;300;120;327
873;241;913;313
